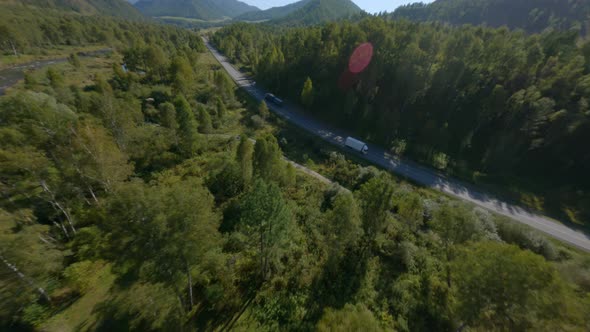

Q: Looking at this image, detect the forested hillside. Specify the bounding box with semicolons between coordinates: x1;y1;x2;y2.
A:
274;0;363;26
235;0;312;22
2;0;143;19
1;3;590;332
134;0;259;20
0;3;196;60
212;18;590;225
392;0;590;34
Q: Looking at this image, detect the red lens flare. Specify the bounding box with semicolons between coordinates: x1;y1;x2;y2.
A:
348;42;373;74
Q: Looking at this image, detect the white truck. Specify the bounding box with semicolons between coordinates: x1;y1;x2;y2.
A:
264;93;283;106
344;137;369;154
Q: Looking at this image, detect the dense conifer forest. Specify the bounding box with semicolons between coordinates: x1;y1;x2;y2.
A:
392;0;590;34
212;18;590;226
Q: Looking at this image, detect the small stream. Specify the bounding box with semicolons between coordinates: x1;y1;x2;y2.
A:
0;49;112;95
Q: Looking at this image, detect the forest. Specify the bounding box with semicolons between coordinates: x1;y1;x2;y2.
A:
0;5;590;332
133;0;259;21
9;0;143;19
0;4;201;60
392;0;590;34
211;18;590;227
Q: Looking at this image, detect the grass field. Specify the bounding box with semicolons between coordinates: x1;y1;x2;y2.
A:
157;16;231;23
0;45;110;70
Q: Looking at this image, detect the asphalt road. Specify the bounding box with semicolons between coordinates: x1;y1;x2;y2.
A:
205;38;590;252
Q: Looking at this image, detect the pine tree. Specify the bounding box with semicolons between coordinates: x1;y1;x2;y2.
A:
197;105;213;134
170;56;193;96
174;95;199;156
253;134;283;181
158;102;178;131
236;136;254;185
239;179;291;279
258;100;270;119
357;174;395;240
216;97;227;121
301;77;314;107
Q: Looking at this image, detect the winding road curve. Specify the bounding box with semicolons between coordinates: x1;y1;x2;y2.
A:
204;38;590;252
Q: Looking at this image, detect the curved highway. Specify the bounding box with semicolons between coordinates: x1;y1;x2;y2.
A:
203;38;590;252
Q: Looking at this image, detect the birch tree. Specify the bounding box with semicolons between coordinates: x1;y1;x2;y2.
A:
0;209;63;322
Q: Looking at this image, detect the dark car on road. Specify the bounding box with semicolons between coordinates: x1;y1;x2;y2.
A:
264;93;283;106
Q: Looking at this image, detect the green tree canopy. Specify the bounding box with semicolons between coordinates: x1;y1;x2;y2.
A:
317;303;385;332
0;209;63;322
197;105;213;134
253;134;284;182
301;76;314;107
452;241;572;331
174;95;199;156
97;176;223;310
170;55;194;96
258;100;270;119
356;174;395;239
158;102;178;131
238;179;292;279
236;135;254;185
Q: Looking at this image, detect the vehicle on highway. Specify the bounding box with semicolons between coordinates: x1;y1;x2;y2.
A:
344;137;369;154
205;39;590;252
264;93;283;106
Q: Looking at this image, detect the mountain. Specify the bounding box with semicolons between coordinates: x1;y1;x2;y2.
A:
272;0;363;25
235;0;312;22
134;0;260;20
392;0;590;33
8;0;143;19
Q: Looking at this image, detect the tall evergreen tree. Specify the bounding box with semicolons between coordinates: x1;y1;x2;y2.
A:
197;105;213;134
170;56;194;96
301;77;314;108
174;95;199;156
356;174;395;240
253;134;283;181
258;100;270;119
236;135;254;185
216;97;227;121
158;102;178;131
239;179;292;280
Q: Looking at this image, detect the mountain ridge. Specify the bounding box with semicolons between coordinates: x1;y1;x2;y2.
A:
392;0;590;33
235;0;312;21
3;0;144;19
134;0;260;20
271;0;363;26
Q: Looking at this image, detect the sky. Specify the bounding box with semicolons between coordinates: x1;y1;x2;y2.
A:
242;0;434;14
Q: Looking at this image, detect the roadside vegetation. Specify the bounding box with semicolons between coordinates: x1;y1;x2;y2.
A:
392;0;590;34
211;18;590;229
